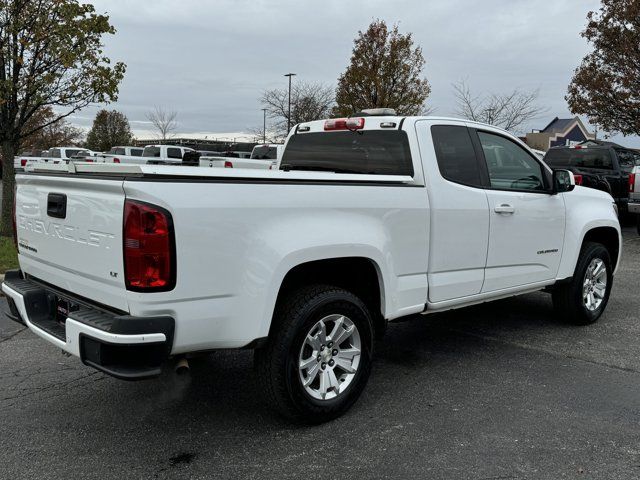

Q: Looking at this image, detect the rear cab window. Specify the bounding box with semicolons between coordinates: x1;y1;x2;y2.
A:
65;149;84;159
281;130;414;176
251;146;278;160
544;148;614;170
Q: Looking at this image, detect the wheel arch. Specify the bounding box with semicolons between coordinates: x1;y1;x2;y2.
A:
582;226;620;268
268;256;387;340
558;223;621;281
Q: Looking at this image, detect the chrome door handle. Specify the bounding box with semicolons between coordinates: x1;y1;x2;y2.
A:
494;204;515;214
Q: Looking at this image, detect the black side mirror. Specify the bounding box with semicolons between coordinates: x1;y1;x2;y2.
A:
552;169;576;194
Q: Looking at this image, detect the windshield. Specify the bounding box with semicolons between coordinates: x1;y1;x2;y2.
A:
281;130;413;175
251;146;278;160
544;148;613;170
143;146;161;157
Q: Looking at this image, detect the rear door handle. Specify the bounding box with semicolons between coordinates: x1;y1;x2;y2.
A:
494;203;515;214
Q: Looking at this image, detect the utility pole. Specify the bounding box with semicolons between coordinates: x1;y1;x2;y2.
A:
284;73;296;133
262;108;268;144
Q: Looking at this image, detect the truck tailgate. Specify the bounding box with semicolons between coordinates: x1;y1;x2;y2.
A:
15;174;128;311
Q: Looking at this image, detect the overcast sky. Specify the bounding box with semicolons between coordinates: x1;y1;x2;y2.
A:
76;0;639;147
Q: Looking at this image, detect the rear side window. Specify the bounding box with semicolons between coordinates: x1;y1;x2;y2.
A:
431;125;482;187
167;147;182;159
281;130;413;176
143;147;161;157
544;148;613;170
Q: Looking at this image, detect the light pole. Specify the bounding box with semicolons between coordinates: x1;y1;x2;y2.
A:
261;108;268;144
284;73;296;132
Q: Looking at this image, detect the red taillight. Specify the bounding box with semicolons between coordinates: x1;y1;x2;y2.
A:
20;159;27;167
113;158;120;164
630;173;636;192
574;174;583;185
324;117;365;131
224;161;233;168
123;200;175;291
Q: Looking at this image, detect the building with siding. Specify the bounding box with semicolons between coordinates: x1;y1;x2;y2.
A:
525;117;595;152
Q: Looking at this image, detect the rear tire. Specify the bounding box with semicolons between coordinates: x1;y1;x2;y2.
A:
552;242;612;325
255;285;373;423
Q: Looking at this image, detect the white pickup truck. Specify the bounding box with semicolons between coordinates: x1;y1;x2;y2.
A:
89;146;144;164
14;147;91;169
198;144;283;169
101;145;194;165
3;114;621;422
629;165;640;234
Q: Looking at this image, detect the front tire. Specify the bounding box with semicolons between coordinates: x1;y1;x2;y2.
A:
255;285;374;423
552;242;612;325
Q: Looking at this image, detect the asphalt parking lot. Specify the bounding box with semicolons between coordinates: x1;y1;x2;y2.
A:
1;228;639;480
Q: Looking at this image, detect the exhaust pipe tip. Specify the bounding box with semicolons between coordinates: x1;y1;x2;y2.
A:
175;357;190;375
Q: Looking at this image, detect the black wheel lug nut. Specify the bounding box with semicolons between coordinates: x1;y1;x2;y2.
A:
317;355;321;361
321;362;326;369
332;349;338;356
329;360;335;367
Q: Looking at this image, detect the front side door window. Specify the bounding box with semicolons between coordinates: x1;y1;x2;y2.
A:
477;131;546;192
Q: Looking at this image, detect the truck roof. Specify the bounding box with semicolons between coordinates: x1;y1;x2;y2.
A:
145;144;194;149
295;115;512;135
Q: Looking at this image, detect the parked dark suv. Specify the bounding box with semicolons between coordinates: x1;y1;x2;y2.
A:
544;145;640;216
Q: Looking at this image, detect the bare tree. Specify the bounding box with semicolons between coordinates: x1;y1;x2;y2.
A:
453;80;547;134
246;126;280;144
260;81;334;140
146;106;178;142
